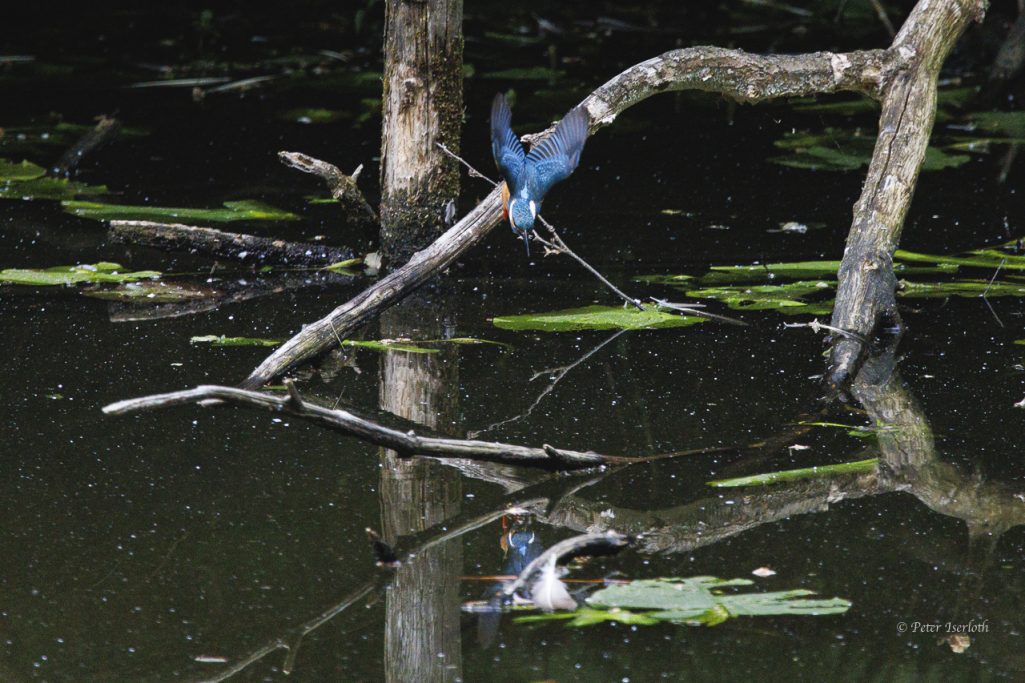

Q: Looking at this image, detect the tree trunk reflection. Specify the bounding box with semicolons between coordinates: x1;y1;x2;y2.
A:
379;294;463;683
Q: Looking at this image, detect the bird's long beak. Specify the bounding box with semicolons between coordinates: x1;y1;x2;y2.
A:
521;230;531;257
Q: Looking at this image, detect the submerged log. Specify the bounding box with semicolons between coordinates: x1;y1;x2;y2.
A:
109;220;354;266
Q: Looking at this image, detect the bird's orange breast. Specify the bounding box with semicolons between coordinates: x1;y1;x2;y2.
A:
501;181;510;221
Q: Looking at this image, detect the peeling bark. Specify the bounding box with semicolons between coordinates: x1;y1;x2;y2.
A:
379;0;464;265
828;0;988;387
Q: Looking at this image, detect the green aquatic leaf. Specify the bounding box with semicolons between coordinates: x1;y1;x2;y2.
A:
708;458;879;488
0;121;147;155
587;577;851;624
895;248;1025;271
792;96;879;115
0;176;108;200
936;86;978;110
898;279;1025;298
483;31;544;46
440;337;511;348
322;258;363;272
638;261;954;288
1015;340;1025;345
0;158;46;180
970;111;1025;138
279;107;350;124
62;199;299;223
945;136;1025;152
481;67;563;81
799;420;876;438
769;129;969;172
493;304;706;332
191;336;283;347
515;608;659;627
706;261;841;282
685;280;835;315
342;340;439;354
589;577;749;612
920;146;971;170
0;263;160;286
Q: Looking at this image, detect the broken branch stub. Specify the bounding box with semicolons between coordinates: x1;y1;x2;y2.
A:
278;151;377;230
242;46;888;389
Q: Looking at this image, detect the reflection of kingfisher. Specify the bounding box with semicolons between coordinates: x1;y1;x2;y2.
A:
498;516;544;577
477;514;545;647
490;93;590;255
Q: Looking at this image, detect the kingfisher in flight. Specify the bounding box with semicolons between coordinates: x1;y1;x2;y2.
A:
490;93;589;255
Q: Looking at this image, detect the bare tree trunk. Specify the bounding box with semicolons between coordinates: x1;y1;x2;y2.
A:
380;0;464;266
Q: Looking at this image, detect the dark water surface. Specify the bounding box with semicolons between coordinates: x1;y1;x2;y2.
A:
2;3;1025;681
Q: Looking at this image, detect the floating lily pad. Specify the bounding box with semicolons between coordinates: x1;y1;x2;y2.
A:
0;262;160;286
62;199;299;223
562;577;852;625
708;458;879;488
493;304;705;332
0;158;45;180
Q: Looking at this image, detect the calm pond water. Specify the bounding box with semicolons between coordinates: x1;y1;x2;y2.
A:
2;3;1024;681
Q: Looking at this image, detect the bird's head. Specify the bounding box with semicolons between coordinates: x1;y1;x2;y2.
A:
507;197;537;233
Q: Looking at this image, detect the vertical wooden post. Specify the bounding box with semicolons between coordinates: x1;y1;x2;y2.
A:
380;0;464;266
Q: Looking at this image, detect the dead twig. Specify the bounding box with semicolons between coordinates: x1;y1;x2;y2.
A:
784;318;869;345
533;216;645;310
436;142;497;187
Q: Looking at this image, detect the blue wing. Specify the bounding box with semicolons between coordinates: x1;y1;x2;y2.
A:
524;106;589;200
491;94;525;192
